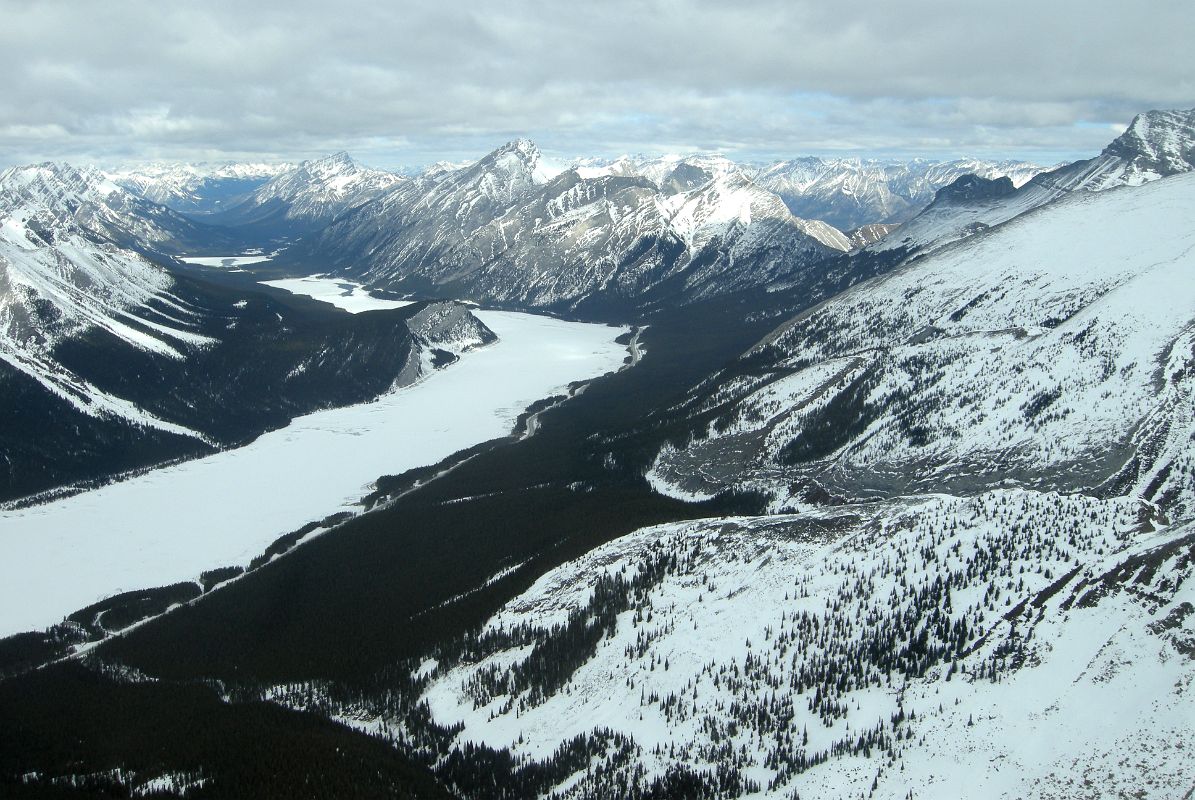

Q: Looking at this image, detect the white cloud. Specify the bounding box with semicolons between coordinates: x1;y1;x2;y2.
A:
0;0;1189;166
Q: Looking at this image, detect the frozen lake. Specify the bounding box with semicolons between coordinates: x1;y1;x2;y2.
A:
260;275;415;313
0;283;629;637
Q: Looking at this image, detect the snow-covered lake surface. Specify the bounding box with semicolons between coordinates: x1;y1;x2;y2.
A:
0;295;629;637
261;275;414;312
177;254;271;269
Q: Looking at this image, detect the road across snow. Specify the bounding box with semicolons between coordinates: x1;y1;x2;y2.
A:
0;294;629;637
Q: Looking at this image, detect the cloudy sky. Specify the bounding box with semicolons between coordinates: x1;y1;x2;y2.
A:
1;0;1190;169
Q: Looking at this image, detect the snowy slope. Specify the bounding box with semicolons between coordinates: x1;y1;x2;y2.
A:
298;140;847;313
411;492;1192;799
647;171;1195;518
878;107;1195;255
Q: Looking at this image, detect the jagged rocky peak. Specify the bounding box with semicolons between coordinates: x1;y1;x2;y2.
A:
304;150;358;176
468;137;558;189
1103;107;1195;176
0;161;121;209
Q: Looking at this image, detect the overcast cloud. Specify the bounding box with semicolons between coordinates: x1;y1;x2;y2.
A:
0;0;1191;168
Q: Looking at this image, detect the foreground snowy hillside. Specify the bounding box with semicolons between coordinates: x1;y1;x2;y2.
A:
406;491;1191;798
647;171;1195;518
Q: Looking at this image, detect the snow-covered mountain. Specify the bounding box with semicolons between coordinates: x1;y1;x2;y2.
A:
110;161;291;215
0;162;240;257
564;154;1044;232
0;161;492;501
292;139;850;313
744;156;1046;231
647;170;1195;517
0;164;217;440
212;152;402;233
880;107;1195;255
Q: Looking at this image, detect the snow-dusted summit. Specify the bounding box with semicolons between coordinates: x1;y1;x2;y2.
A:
110;161;291;214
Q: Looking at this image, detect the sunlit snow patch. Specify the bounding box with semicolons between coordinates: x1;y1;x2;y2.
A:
261;275;414;313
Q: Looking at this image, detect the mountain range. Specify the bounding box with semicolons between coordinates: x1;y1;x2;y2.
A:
0;107;1193;799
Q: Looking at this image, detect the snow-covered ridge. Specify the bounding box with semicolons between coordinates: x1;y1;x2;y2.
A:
109;160;292;212
0;163;220;434
227;152;402;225
752;155;1048;230
649;170;1195;517
878;107;1195;255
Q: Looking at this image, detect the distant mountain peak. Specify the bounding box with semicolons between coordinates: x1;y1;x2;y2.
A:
487;138;544;171
317;150;355;166
465;138;559;190
0;161;124;215
303;151;360;178
1103;107;1195;175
